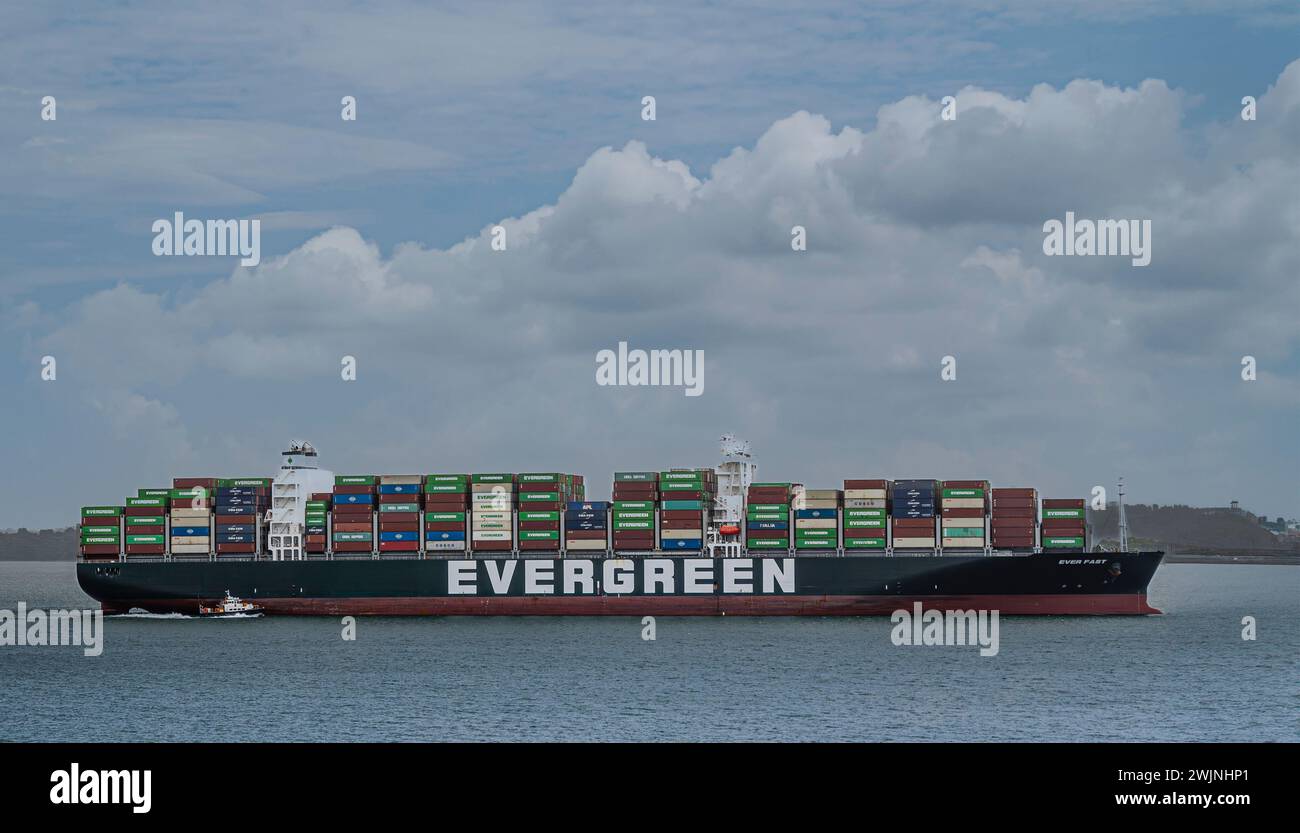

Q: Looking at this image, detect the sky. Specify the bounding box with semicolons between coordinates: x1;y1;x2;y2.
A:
2;1;1298;527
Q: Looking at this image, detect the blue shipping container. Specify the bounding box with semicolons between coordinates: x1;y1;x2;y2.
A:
380;531;416;542
796;509;838;519
379;484;421;495
172;526;209;537
426;530;466;542
567;501;610;511
335;494;374;506
664;538;702;550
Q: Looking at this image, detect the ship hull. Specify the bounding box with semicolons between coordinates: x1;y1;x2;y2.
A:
77;552;1164;616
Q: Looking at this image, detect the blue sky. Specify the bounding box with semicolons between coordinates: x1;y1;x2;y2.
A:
2;1;1298;527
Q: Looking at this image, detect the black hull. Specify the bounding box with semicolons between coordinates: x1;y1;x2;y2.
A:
77;552;1164;616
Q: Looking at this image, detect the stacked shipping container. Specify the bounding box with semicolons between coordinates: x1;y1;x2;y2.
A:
305;494;330;554
659;469;713;551
991;488;1037;551
842;479;888;550
424;474;469;552
171;477;215;556
940;480;988;549
378;475;422;554
471;474;515;552
746;482;792;551
124;489;167;556
793;487;841;550
1041;499;1087;551
565;500;608;551
214;478;268;556
333;475;376;554
517;473;566;552
80;505;123;559
891;479;937;548
612;472;657;552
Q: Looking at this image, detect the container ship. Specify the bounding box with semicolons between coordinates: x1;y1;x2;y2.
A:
76;437;1163;616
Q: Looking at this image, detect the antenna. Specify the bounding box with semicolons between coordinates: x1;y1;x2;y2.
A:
1117;477;1129;552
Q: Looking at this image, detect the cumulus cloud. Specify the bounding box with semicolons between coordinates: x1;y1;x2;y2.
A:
13;60;1300;519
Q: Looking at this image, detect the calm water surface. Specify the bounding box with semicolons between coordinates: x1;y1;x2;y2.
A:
0;561;1295;742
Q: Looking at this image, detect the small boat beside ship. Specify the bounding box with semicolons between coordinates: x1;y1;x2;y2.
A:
197;592;264;618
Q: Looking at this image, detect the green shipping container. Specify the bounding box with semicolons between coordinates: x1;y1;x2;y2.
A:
219;478;272;487
335;475;376;486
168;487;209;500
333;532;373;542
1042;508;1085;519
519;492;560;502
126;516;164;526
126;534;165;545
379;503;421;513
747;503;788;513
425;511;467;522
844;508;886;519
519;511;560;521
795;529;834;539
424;483;467;493
942;488;985;498
81;506;123;517
80;525;118;535
844;537;887;549
80;536;119;545
137;489;170;499
519;530;559;540
613;501;654;510
1043;536;1086;547
844;518;885;529
747;511;786;522
614;472;656;482
662;500;703;510
613;520;653;530
747;538;789;548
612;510;652;520
126;497;166;507
425;474;469;484
518;473;562;482
943;527;984;537
471;473;513;484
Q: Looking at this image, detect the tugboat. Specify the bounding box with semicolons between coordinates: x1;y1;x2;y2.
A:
197;591;264;618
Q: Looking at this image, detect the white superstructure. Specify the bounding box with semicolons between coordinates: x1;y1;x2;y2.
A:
266;441;335;561
707;434;756;557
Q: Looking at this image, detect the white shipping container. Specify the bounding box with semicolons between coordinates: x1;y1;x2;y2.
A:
844;498;887;509
170;509;211;519
844;489;887;500
792;497;839;510
941;498;985;510
803;489;842;500
794;518;837;530
942;537;986;548
471;530;511;541
471;482;516;494
564;539;608;551
942;516;987;528
660;527;703;538
471;520;510;530
426;540;466;551
893;537;936;548
380;474;423;485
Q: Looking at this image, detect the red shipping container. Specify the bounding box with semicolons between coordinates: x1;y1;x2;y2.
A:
745;528;786;539
519;520;559;531
940;508;984;518
214;513;254;525
660;510;703;520
942;480;989;489
992;488;1037;498
661;518;703;529
306;534;327;545
660;490;703;500
125;545;165;555
173;477;217;489
334;522;372;533
1042;499;1085;508
334;541;373;553
126;506;169;516
519;540;560;551
472;541;512;551
311;492;333;501
127;524;165;534
380;522;419;533
333;484;374;495
379;493;421;504
844;479;888;489
1041;519;1086;530
216;543;256;554
79;544;120;556
425;522;465;532
565;529;606;540
991;507;1035;518
848;528;886;539
380;512;419;523
379;541;419;552
893;518;935;528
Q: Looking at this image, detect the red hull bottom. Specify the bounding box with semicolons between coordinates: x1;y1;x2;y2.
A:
103;593;1161;616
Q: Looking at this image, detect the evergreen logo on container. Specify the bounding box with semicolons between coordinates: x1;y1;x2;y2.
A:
596;341;704;397
151;212;261;266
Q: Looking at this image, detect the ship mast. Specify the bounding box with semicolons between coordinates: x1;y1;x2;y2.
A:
707;434;754;557
1117;477;1129;552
